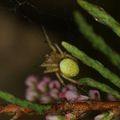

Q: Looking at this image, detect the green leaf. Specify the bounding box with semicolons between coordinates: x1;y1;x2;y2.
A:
77;0;120;38
79;78;120;99
74;11;120;70
101;112;114;120
62;41;120;90
0;90;51;113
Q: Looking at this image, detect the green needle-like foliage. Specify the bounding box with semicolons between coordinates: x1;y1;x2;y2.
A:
62;41;120;89
74;11;120;70
0;90;51;113
77;0;120;38
101;112;114;120
0;1;120;117
80;78;120;99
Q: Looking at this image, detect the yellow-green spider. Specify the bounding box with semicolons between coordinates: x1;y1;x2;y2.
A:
41;26;80;85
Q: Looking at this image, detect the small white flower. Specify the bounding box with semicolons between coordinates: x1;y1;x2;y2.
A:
46;115;62;120
94;114;105;120
76;95;89;101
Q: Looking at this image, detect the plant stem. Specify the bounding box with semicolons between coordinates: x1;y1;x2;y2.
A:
0;90;51;113
77;0;120;38
62;41;120;89
73;11;120;70
79;78;120;99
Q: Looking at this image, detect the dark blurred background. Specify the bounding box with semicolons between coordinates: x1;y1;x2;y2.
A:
0;0;120;119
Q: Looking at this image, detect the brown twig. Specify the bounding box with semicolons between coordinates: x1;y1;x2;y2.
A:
47;101;120;118
1;101;120;120
0;104;32;120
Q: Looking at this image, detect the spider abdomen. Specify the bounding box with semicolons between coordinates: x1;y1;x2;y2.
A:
59;58;79;77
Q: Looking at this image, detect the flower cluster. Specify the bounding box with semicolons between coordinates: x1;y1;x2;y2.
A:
25;75;117;120
25;75;90;103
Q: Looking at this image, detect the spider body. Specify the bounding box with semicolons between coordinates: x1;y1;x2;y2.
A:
60;58;79;78
41;26;80;85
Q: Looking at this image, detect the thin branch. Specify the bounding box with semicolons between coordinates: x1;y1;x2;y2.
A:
48;101;120;118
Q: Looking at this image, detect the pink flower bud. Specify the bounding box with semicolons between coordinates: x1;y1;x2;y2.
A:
42;77;51;84
62;84;77;93
76;95;89;101
37;77;51;92
49;89;59;100
25;75;38;87
64;91;78;101
107;94;117;101
49;80;61;90
89;90;101;100
65;113;75;120
59;92;66;99
59;84;79;101
39;95;51;104
37;81;48;93
25;89;38;101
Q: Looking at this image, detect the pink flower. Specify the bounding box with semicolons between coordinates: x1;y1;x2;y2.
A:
37;77;51;92
76;95;89;101
49;89;59;99
42;77;51;84
59;92;66;99
25;75;90;104
49;80;61;90
25;75;38;87
59;84;81;101
39;95;51;104
62;84;77;93
37;81;47;93
107;94;117;101
65;113;75;120
64;91;78;101
89;90;101;100
25;88;39;101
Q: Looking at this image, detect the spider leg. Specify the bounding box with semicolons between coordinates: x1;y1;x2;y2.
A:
41;25;57;52
54;43;64;56
44;68;59;73
65;54;77;61
56;72;65;85
61;74;89;95
61;73;80;85
41;63;58;67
